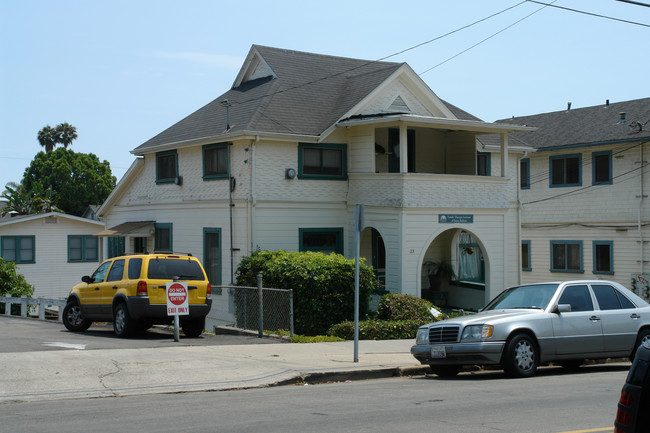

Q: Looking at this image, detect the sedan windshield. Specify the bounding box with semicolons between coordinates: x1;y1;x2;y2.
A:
482;284;559;311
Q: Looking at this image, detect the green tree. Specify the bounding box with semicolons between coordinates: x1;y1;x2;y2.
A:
22;148;116;216
37;125;57;153
0;258;34;315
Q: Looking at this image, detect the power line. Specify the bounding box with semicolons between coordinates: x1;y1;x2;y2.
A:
420;0;556;75
526;0;650;28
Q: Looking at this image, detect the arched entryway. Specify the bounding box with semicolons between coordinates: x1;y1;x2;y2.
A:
360;227;386;292
420;228;489;312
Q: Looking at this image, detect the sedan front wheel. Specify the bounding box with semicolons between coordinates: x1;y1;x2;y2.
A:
503;333;538;378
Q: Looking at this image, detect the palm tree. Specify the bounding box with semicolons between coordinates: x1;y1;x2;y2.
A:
37;125;57;153
55;122;77;149
1;182;35;215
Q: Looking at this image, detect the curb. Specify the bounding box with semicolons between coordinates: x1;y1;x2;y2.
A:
274;365;431;386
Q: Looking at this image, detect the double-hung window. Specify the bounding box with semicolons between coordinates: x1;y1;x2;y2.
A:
550;240;583;273
68;235;98;262
203;143;228;180
154;223;173;252
1;236;35;264
156;150;178;184
593;241;614;274
592;151;612;185
298;143;347;180
550;154;581;187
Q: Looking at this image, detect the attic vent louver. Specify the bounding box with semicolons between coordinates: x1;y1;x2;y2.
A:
388;96;410;113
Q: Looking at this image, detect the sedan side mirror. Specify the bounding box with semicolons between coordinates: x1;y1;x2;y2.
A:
555;303;572;314
81;275;93;284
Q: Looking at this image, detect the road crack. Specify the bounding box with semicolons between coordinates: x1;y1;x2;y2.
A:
97;360;122;396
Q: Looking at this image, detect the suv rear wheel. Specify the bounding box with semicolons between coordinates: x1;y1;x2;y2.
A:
62;301;92;332
113;303;135;338
182;318;205;338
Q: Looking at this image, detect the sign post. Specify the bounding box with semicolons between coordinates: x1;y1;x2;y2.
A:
166;282;189;342
353;204;364;362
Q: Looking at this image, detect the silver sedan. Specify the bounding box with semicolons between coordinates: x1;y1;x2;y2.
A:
411;280;650;377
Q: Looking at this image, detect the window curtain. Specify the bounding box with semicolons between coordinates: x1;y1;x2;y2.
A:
458;232;481;281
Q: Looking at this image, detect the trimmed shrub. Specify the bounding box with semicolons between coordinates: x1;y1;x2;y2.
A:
376;293;437;323
235;250;375;336
329;319;424;340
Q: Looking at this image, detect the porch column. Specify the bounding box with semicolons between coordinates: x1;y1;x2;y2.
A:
399;123;408;173
500;133;509;177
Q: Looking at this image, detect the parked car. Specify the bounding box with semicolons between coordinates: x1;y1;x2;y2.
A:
411;280;650;378
62;253;212;338
615;341;650;432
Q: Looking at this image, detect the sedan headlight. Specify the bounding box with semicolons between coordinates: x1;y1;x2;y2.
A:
416;327;429;345
461;325;493;342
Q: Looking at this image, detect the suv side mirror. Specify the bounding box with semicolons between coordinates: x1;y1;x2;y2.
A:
81;275;93;284
555;303;572;314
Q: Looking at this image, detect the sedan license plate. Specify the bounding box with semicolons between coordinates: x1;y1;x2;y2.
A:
431;346;447;359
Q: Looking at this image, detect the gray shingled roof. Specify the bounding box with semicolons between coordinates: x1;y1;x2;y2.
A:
134;45;404;152
495;98;650;150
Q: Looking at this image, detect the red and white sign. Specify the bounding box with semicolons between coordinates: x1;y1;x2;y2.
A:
166;282;189;315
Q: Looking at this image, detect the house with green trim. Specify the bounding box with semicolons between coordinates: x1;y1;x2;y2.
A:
97;45;534;326
498;97;650;299
0;212;105;298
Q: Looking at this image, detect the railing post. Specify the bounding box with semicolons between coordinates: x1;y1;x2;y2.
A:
4;298;11;316
39;299;45;320
289;289;294;338
257;274;263;338
21;296;27;317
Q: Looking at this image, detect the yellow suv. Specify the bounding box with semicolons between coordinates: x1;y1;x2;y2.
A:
63;253;212;338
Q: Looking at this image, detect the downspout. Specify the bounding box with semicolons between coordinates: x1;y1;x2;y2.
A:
517;151;528;284
228;142;234;284
250;136;260;252
640;143;646;274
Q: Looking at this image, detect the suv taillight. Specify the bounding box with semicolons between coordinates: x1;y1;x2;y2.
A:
206;283;212;299
137;281;148;296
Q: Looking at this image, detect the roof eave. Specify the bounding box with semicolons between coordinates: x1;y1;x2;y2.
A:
337;114;537;134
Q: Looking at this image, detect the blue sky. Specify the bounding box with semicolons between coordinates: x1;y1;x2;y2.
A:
1;0;648;192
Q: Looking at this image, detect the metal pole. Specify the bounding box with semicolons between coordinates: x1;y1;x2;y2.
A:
174;315;180;342
354;204;363;362
257;273;263;338
289;289;294;338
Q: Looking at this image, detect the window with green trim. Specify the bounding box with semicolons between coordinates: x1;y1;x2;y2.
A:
156;150;178;183
298;143;347;180
550;154;581;187
592;151;612;185
520;158;530;189
299;228;344;255
68;235;99;262
593;241;614;274
477;152;491;176
203;143;228;180
1;236;35;264
522;240;531;271
154;223;173;252
551;240;583;273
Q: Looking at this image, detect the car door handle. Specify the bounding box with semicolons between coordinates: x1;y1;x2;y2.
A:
589;316;601;322
112;286;118;290
94;287;100;291
630;313;641;319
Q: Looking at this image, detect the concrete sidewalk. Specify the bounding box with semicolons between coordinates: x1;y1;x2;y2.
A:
0;339;428;403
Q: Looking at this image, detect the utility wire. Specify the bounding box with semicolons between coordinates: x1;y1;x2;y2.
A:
526;0;650;28
420;0;555;75
231;1;528;107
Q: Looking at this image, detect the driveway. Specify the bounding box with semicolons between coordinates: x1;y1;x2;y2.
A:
0;316;283;353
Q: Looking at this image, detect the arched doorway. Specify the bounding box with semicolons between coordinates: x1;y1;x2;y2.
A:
420;228;488;312
360;227;386;292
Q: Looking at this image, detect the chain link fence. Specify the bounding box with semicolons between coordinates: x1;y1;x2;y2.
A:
223;276;294;337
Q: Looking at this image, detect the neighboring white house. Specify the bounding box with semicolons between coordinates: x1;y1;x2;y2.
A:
0;212;105;298
498;98;650;298
97;45;534;326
